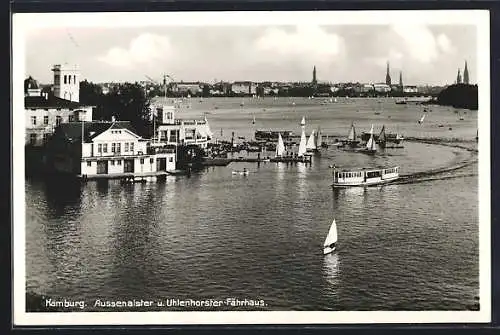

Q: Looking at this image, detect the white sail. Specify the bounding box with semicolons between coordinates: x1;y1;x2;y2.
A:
275;133;285;157
316;128;322;147
324;219;338;247
297;128;307;157
306;130;316;150
419;114;425;123
300;116;306;127
347;123;356;141
366;124;376;150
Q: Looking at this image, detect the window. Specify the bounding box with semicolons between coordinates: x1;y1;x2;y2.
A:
56;116;62;126
125;143;129;152
31;116;36;126
43;133;49;144
29;133;37;145
150;158;154;164
44;116;49;125
64;75;67;84
130;142;134;153
54;74;60;85
140;158;144;164
116;143;121;153
117;160;122;165
169;157;173;162
74;75;76;83
111;143;116;153
98;144;102;154
87;161;91;167
103;144;108;153
68;75;71;84
111;160;115;166
68;115;74;122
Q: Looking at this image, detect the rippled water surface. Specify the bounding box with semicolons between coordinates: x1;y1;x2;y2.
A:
25;97;479;311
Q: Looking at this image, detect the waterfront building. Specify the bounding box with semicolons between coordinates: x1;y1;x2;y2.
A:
171;82;203;96
403;85;418;93
24;75;93;147
231;81;256;96
45;120;176;177
373;83;391;93
154;105;213;149
385;62;392;86
463;61;470;84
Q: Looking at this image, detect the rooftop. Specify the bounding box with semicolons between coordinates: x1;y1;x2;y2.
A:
25;95;93;109
55;121;138;143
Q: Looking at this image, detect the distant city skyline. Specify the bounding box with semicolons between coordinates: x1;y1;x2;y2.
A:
21;15;477;86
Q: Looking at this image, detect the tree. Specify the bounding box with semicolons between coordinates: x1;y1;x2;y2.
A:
176;144;206;171
79;81;153;138
437;84;478;110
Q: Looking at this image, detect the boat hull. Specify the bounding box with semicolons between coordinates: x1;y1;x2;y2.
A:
323;246;336;255
332;175;399;188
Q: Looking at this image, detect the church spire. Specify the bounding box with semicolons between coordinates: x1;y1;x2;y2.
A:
385;61;392;86
456;68;462;84
399;71;403;88
463;60;469;84
312;65;317;85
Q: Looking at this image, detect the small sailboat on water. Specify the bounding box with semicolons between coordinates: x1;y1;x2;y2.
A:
306;130;317;152
323;219;338;255
275;133;286;158
316;127;326;149
418;114;426;124
252;115;256;125
361;124;377;154
343;122;360;148
297;126;308;158
377;125;386;149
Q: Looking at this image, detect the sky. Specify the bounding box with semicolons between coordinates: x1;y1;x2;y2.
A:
23;21;478;86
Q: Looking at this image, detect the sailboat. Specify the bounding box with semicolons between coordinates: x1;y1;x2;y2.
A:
297;127;307;157
377;125;386;149
275;133;286;158
362;124;377;154
252;115;256;125
323;219;338;255
306;130;317;152
418;114;426;124
344;122;360;147
316;127;326;149
300;116;306;127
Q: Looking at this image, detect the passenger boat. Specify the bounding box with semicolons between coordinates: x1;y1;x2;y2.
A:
331;165;400;187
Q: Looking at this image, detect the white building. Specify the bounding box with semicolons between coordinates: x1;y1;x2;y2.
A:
403;85;419;93
25;75;93;147
373;83;391;93
154;105;213;149
52;64;80;102
231;81;256;95
46;121;176;177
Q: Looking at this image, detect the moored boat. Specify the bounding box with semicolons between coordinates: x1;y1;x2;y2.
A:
331;165;400;187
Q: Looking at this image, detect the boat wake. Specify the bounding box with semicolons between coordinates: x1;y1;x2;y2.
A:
391;138;478;186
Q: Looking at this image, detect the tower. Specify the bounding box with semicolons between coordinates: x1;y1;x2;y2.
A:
385;61;392;86
456;68;462;84
463;60;469;84
399;71;403;89
52;64;80;102
312;66;317;85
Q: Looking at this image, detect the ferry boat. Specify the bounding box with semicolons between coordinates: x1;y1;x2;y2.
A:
331;166;400;187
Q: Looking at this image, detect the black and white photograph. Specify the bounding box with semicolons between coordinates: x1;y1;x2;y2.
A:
13;10;490;325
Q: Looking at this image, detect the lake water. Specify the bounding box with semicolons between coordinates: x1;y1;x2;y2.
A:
24;97;479;311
